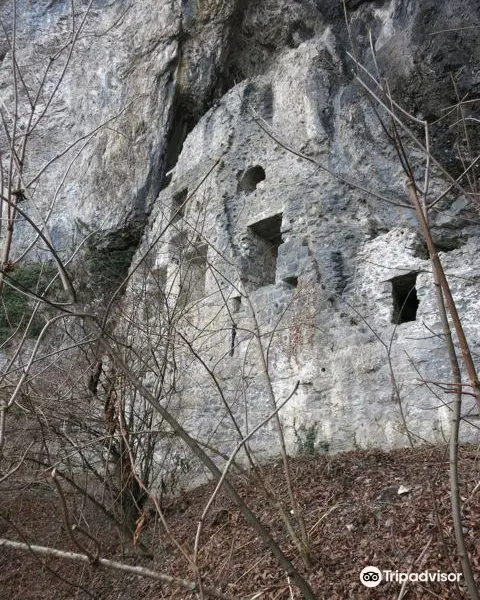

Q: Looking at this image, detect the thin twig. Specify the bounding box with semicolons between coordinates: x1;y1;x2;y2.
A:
0;538;234;600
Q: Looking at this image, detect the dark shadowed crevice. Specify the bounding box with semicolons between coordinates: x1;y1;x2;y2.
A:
287;20;314;48
414;238;465;259
284;276;298;287
331;251;346;294
85;225;143;297
160;95;197;190
131;145;164;219
241;81;274;120
229;322;237;356
344;0;387;9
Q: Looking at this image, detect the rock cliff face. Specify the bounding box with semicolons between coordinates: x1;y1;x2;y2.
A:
2;0;480;470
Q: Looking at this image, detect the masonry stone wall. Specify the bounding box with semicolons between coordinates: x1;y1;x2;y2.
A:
2;0;480;489
127;58;480;485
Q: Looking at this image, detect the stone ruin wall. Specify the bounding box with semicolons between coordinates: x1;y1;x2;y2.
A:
88;0;480;473
1;0;480;485
128;70;480;472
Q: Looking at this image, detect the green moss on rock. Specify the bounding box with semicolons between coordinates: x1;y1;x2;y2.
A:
0;263;60;343
85;228;140;295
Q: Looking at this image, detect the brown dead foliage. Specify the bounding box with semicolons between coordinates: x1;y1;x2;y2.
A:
0;444;479;599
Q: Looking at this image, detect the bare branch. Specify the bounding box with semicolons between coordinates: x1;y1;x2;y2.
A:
0;538;234;600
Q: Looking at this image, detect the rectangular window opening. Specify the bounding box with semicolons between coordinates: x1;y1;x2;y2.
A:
391;272;419;324
230;296;242;313
247;213;283;289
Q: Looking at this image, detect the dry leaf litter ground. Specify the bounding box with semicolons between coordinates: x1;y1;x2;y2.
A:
0;445;479;599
